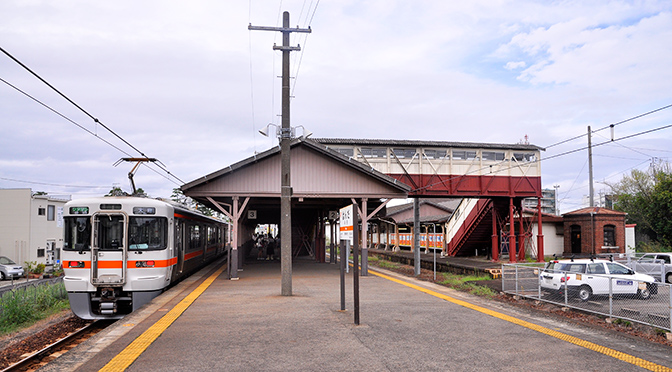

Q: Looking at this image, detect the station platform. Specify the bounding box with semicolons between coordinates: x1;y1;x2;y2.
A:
42;257;672;371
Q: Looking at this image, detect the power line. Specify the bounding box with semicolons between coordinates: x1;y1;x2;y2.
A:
0;76;181;187
544;103;672;149
291;0;319;95
0;46;185;186
0;176;108;189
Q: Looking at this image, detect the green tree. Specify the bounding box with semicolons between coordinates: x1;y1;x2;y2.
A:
106;186;128;197
171;188;226;221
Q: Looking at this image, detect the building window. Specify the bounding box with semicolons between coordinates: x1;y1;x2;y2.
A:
360;147;387;158
424;149;448;159
604;225;616;247
453;150;477;160
47;205;55;221
38;207;46;216
335;148;354;157
512;152;537;162
482;151;505;161
37;248;45;257
392;148;416;159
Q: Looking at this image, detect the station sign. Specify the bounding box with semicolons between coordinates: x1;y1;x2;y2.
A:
339;205;353;242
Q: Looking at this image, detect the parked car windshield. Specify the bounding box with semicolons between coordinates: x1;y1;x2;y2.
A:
0;257;16;265
558;263;586;273
606;262;632;275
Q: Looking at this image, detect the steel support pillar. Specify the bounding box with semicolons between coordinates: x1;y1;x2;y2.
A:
492;203;499;261
537;198;545;262
518;207;525;261
414;197;421;276
508;197;517;263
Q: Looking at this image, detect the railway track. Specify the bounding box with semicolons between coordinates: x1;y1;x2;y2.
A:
1;319;112;372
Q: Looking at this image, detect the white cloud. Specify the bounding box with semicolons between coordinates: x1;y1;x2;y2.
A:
1;0;671;213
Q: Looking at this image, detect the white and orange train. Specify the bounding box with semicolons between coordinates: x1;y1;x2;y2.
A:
62;196;228;320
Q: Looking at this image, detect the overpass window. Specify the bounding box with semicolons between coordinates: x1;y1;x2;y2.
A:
513;152;537;162
393;148;416;159
335;148;354;157
482;151;505;161
361;147;387;158
424;149;447;159
453;150;477;160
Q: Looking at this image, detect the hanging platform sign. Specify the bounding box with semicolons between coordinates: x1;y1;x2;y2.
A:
339;205;354;242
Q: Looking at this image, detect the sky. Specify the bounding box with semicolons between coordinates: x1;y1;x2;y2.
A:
1;0;671;214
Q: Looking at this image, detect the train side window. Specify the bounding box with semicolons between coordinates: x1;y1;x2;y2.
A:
190;225;201;250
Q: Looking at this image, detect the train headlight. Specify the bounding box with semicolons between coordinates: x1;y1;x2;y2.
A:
68;261;85;268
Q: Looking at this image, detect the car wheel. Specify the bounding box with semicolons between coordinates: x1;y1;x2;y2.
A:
638;286;652;300
0;272;5;280
666;273;672;284
578;285;592;301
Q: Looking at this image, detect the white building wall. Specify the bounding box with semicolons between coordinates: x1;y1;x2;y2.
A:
625;225;636;256
0;189;69;267
530;221;565;258
0;189;32;264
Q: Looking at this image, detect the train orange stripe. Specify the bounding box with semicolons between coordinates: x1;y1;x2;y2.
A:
98;261;123;269
184;251;203;261
63;257;179;269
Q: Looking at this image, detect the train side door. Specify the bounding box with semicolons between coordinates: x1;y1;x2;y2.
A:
91;213;128;286
175;220;185;276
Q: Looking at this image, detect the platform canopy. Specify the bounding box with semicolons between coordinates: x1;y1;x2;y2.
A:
181;138;411;224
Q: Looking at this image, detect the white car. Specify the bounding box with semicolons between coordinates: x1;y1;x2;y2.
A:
630;253;672;284
539;259;657;301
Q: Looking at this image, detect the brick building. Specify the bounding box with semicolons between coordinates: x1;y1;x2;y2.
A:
562;207;626;256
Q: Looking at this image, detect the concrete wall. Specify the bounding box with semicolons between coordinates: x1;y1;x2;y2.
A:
0;189;69;266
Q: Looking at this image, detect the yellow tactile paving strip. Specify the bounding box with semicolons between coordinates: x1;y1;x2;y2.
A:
99;264;226;372
369;269;672;372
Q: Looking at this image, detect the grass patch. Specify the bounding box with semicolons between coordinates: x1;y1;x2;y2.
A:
0;281;70;335
367;255;498;298
437;272;497;297
376;261;400;270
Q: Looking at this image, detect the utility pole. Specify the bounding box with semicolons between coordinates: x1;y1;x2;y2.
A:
588;126;594;207
249;12;311;296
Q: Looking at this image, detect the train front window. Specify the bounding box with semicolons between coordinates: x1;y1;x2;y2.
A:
64;217;92;251
129;217;167;250
96;215;124;250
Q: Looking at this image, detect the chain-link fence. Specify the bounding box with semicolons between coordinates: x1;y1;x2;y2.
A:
502;263;672;332
0;276;65;297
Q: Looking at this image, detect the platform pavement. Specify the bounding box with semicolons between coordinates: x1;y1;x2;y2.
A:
42;258;672;372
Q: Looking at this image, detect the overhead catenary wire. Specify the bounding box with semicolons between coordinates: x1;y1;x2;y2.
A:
0;45;185;186
544;103;672;149
0;176;108;189
0;76;181;188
